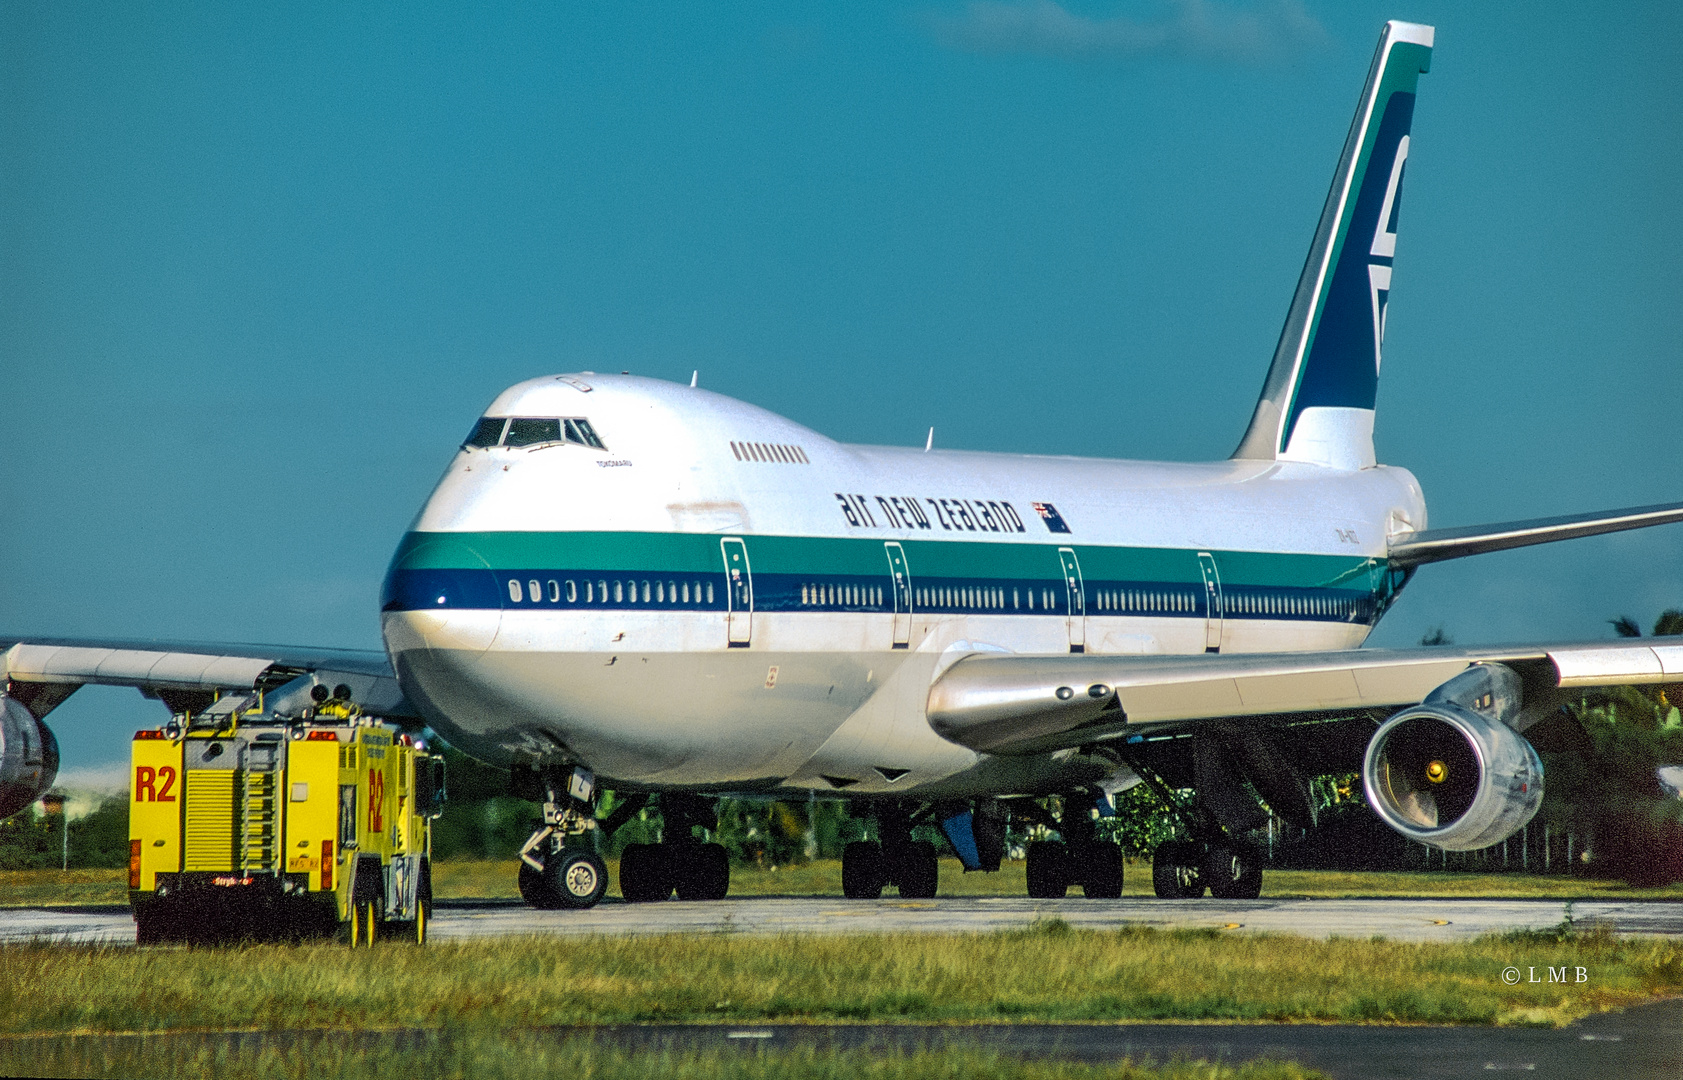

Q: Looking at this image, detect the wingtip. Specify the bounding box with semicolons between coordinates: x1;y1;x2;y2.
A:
1386;20;1435;49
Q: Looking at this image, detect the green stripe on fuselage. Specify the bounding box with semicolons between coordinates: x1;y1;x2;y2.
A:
390;531;1384;591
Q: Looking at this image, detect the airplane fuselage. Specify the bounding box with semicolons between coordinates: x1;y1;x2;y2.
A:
379;373;1426;798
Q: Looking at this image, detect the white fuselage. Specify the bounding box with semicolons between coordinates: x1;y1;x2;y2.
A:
380;374;1426;797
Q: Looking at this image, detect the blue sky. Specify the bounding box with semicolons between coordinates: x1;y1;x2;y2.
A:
4;2;1680;772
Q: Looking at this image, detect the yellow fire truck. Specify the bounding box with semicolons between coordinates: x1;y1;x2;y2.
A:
128;691;445;946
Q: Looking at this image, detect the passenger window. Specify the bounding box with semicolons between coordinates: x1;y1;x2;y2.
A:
642;581;651;603
548;580;560;603
508;579;522;603
528;580;541;603
466;417;507;448
614;581;624;603
566;580;577;603
706;582;714;604
598;580;607;603
505;418;562;447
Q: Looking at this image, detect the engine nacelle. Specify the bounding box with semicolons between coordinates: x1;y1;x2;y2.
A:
1363;666;1543;852
0;695;60;819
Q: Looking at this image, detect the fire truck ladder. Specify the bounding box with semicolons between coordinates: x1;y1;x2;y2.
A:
239;745;281;874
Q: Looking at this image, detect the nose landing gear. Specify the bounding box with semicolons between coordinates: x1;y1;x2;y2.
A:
516;766;609;909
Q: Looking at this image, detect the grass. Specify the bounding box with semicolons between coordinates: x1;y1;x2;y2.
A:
10;859;1683;908
0;1031;1330;1080
1;921;1678;1033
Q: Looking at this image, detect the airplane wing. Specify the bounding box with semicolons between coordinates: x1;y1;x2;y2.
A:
1387;501;1683;566
0;635;418;722
927;638;1680;757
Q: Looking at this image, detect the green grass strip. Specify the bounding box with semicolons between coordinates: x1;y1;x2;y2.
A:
2;923;1678;1033
0;1031;1329;1080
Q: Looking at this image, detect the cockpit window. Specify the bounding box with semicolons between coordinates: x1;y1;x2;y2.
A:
505;418;563;447
466;417;508;448
565;419;606;449
464;416;605;450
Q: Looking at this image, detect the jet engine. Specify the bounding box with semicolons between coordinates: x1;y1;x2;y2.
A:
0;695;61;819
1363;665;1543;851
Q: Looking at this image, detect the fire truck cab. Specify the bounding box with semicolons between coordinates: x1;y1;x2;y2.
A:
128;691;445;946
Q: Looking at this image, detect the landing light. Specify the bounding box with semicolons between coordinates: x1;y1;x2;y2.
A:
1055;686;1074;700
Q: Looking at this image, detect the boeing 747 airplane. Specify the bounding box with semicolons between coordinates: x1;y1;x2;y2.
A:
6;21;1682;915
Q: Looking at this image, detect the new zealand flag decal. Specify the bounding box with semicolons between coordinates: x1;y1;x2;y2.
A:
1031;502;1070;534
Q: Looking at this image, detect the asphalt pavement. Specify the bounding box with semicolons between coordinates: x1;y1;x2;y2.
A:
4;895;1683;945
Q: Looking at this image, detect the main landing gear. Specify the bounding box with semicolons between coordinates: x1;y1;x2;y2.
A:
616;793;731;902
1090;745;1265;900
515;766;609;909
1013;793;1124;899
841;801;938;899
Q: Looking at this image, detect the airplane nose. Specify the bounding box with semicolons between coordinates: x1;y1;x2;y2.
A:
382;536;503;658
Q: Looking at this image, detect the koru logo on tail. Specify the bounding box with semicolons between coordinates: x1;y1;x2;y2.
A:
1367;135;1408;374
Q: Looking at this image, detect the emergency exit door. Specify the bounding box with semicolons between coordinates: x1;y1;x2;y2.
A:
1057;547;1086;653
884;541;911;649
721;538;753;647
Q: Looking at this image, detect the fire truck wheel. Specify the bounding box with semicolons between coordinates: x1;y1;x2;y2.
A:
349;899;380;946
545;850;608;908
134;909;169;946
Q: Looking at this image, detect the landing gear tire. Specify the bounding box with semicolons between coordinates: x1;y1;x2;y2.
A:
1152;839;1206;899
518;861;554;908
545;850;609;909
674;842;730;901
1026;840;1070;899
842;840;885;899
892;840;938;899
619;842;675;902
1079;842;1124;898
1202;843;1263;900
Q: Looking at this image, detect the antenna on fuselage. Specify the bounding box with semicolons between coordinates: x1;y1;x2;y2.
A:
690;370;698;387
925;427;934;452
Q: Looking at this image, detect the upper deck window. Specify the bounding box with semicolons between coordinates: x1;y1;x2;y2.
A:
464;416;607;451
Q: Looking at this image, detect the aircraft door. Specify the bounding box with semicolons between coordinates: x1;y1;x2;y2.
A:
721;537;753;648
1057;547;1086;654
884;542;911;649
1197;551;1223;654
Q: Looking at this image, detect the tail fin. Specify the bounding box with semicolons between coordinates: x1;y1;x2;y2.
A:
1233;21;1433;470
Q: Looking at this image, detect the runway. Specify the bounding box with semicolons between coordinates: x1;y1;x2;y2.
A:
4;895;1682;946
